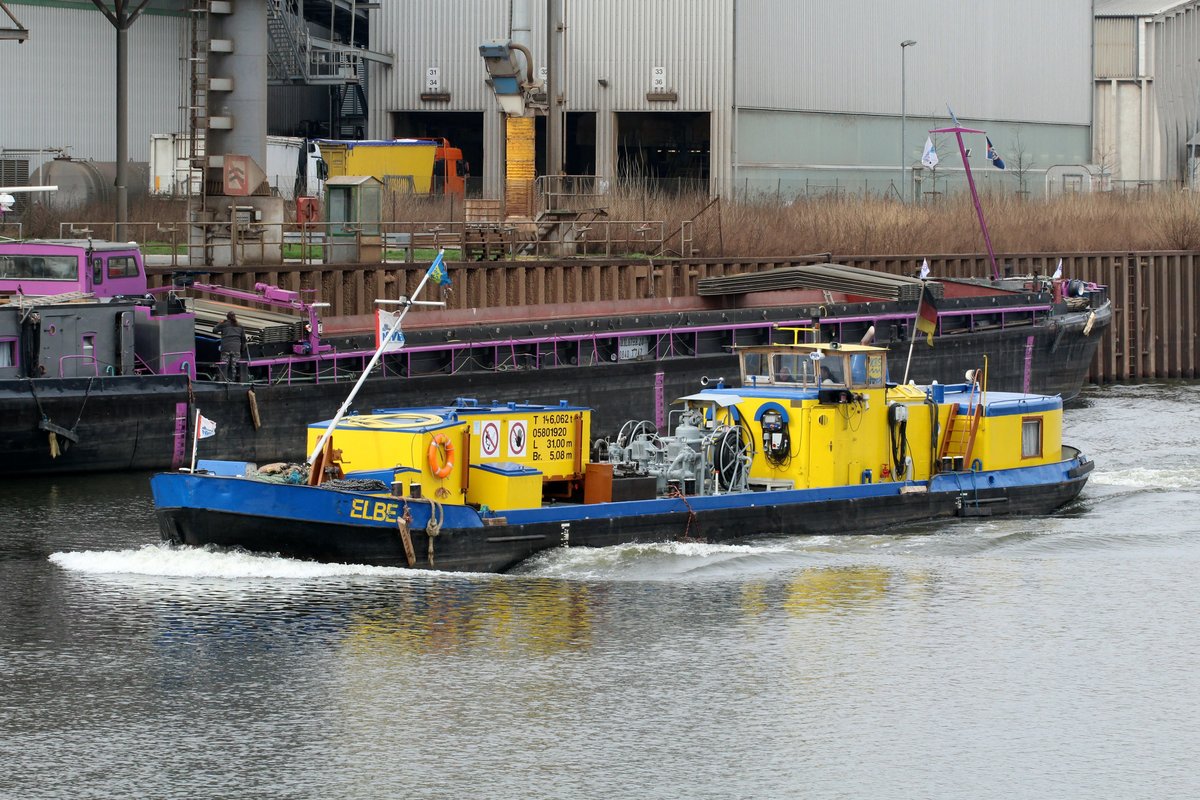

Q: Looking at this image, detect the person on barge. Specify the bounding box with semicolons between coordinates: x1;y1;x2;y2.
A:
213;312;248;382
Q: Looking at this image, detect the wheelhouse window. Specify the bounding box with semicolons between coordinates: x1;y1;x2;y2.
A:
773;352;814;384
0;255;78;281
106;255;139;279
817;356;844;385
1022;417;1043;458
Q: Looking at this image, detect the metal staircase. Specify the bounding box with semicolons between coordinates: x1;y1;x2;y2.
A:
266;0;308;83
265;0;365;86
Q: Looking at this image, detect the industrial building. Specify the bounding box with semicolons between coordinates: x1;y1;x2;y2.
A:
371;0;1095;200
3;0;1197;206
1094;0;1200;190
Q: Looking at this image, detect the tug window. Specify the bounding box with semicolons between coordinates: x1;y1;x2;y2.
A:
1022;417;1043;458
818;357;844;385
772;352;812;384
742;353;768;383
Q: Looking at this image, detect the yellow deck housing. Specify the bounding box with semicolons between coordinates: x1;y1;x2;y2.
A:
307;402;591;508
715;342;1065;490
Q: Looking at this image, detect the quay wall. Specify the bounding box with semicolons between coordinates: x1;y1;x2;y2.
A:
148;251;1200;385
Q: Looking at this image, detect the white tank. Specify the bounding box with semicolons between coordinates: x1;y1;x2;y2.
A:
30;159;148;211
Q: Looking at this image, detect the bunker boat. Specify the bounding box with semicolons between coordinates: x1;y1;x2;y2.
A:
151;338;1093;573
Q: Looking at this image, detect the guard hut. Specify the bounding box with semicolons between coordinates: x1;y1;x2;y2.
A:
325;175;383;263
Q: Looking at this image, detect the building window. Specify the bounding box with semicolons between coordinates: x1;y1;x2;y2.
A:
1022;417;1043;459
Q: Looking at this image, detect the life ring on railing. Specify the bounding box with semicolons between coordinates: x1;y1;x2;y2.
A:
428;433;455;479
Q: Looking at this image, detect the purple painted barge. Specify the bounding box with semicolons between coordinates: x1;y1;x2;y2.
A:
0;239;1110;476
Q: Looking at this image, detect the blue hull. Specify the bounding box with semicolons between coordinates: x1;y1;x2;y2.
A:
151;452;1092;573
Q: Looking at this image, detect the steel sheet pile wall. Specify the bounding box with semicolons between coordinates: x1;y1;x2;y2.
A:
146;251;1200;385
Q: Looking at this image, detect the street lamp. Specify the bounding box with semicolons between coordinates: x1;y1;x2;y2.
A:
900;39;917;202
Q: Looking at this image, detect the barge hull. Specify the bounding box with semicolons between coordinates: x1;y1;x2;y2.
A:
0;304;1109;476
153;468;1089;573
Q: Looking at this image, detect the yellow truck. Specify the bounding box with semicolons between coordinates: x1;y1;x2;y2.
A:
315;138;467;197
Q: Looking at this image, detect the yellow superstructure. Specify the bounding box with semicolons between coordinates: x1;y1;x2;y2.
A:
307;402;591;511
711;342;1065;491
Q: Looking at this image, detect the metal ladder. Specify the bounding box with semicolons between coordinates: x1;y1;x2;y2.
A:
187;2;209;204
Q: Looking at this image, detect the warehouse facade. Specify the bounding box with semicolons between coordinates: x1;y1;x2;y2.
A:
1094;0;1200;189
368;0;1095;200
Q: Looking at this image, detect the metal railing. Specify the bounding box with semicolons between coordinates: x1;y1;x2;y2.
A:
58;218;667;265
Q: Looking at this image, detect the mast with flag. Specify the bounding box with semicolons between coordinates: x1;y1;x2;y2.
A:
931;106;1002;282
305;250;450;477
902;267;939;384
190;409;217;473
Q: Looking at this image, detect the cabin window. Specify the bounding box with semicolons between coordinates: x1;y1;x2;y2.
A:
818;357;844;385
107;255;139;279
92;257;104;284
0;338;14;368
0;255;78;281
1021;416;1043;458
742;352;769;383
772;352;813;385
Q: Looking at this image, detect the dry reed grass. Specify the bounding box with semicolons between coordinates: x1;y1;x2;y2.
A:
16;188;1200;256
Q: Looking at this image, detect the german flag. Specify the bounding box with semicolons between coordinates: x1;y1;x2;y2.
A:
914;284;939;346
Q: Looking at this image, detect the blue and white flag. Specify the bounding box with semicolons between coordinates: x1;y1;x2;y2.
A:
1052;258;1063;280
425;251;451;287
921;137;939;169
919;258;930;280
986;137;1006;170
196;412;217;440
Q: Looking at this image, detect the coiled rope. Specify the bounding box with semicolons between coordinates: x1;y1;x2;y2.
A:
402;497;445;566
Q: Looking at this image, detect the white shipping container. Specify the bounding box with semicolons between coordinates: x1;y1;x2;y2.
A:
148;134;323;200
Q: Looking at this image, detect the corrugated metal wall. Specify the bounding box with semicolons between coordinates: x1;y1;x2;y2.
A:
367;0;734;195
0;5;184;163
368;0;510;122
1095;17;1138;79
734;0;1093;125
1149;2;1200;181
367;0;1096;197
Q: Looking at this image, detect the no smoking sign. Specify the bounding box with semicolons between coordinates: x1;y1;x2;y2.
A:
480;420;500;459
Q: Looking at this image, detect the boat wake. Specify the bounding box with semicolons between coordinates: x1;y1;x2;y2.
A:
49;543;425;581
1088;465;1200;491
513;539;800;581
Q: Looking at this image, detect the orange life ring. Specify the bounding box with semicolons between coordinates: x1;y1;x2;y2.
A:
428;433;455;479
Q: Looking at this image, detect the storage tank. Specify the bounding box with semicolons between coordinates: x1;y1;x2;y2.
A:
30;158;149;211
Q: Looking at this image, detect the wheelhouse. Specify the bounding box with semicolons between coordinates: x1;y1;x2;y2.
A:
738;342;888;391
